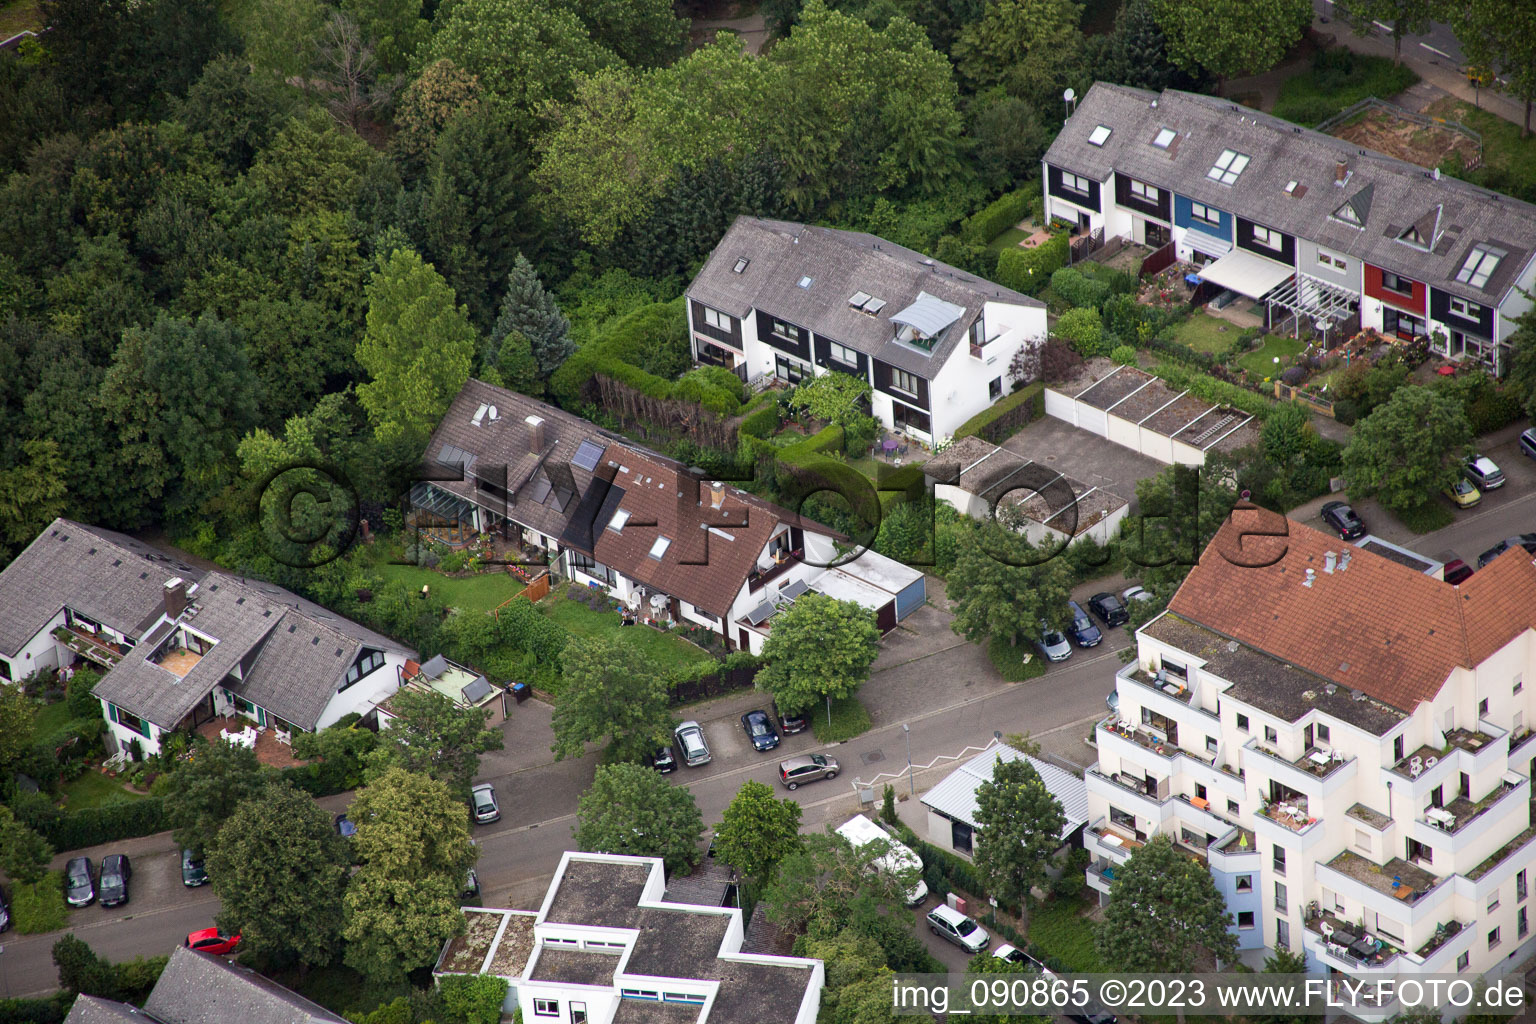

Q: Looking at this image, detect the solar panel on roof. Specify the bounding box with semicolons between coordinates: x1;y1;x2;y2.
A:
571;439;605;472
746;601;777;626
780;579;810;601
436;443;477;473
461;676;493;704
419;654;448;678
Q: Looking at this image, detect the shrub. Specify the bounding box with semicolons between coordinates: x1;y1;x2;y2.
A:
987;635;1048;682
1151;363;1272;419
1056;308;1105;356
995;232;1068;295
962;187;1034;245
1272;48;1419;126
738;404;780;439
13;872;67;933
65;668;103;720
1395;501;1454;534
1050;267;1110;310
1038;337;1084;384
0;996;70;1024
439;551;468;573
954;382;1045;443
1280;366;1307;386
1110;344;1137;366
438;974;509;1024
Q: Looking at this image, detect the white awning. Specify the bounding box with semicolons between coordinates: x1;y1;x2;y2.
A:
1196;248;1294;300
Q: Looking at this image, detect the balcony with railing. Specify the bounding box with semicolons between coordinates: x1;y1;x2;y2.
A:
1305;910;1406;969
1257;798;1319;834
1390;727;1502;781
1510;727;1536;758
1122;665;1195;706
1099;715;1177;758
1420;773;1526;836
1466;824;1536;882
746;549;803;593
53;625;130;668
1323;851;1440;906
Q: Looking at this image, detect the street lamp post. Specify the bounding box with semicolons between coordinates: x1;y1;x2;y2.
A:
904;723;913;796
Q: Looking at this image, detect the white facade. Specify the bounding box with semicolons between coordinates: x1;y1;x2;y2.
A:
0;608;68;683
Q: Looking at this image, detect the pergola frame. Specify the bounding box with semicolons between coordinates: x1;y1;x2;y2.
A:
1265;273;1358;348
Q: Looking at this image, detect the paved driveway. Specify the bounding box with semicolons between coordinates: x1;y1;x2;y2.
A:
1003;415;1166;512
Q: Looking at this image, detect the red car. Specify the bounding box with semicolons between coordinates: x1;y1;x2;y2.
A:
185;927;242;955
1443;559;1474;585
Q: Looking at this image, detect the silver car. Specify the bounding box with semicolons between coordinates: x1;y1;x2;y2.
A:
471;784;500;824
674;721;711;766
1035;621;1072;663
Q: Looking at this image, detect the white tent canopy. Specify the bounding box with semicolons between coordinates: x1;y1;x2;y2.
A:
1196;249;1294;300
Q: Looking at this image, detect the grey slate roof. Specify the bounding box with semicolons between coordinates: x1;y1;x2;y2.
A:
921;744;1088;842
143;946;350;1024
419;379;615;541
1043;83;1536;305
0;518;204;657
94;571;410;732
688;217;1044;377
64;995;163;1024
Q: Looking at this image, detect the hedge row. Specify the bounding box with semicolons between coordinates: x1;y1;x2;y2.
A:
738;403;780;439
953;382;1045;443
961;187;1034;246
41;796;166;851
0;995;70;1024
994;233;1069;296
1150;362;1273;420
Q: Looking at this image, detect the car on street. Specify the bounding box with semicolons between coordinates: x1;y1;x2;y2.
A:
927;904;989;953
993;944;1047;972
64;856;94;908
674;720;711;766
1444;477;1481;508
1087;592;1129;628
334;813;357;839
650;745;677;773
1443;559;1474;585
98;854;131;908
1319;500;1366;540
1065;601;1101;647
181;849;208;887
1477;534;1536;568
185;928;242;956
740;709;781;751
1520;428;1536;461
778;754;839;790
776;705;808;734
471;784;500;824
1035;622;1072;662
1464;455;1505;490
0;885;10;932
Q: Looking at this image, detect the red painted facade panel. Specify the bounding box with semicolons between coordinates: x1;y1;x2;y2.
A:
1363;263;1426;314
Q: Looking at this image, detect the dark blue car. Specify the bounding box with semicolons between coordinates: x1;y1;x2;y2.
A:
741;709;780;752
1066;601;1102;647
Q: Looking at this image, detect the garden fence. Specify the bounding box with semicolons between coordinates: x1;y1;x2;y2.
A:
1138;241;1176;279
1274;381;1337;418
669;664;759;705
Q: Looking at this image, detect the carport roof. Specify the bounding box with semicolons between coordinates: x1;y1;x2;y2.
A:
921;743;1087;841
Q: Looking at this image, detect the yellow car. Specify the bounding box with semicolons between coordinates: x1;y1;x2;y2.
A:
1444;477;1481;508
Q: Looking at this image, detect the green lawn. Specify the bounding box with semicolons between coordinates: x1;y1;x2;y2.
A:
987;635;1047;682
0;0;42;38
32;699;73;737
1027;896;1109;972
1235;335;1306;376
543;595;714;674
375;562;525;614
1428;98;1536;203
809;695;872;742
984;226;1031;257
1170;312;1242;354
61;769;150;810
1271;49;1418;126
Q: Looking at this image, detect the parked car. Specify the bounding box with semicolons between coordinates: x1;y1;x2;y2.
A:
927;904;989;953
334;814;357;839
1319;500;1366;540
1087;592;1129;628
778;754;839;790
674;721;711;766
1477;534;1536;568
1065;601;1102;647
1069;1011;1119;1024
740;709;781;751
993;944;1047;972
181;849;208;887
1443;559;1474;585
1464;455;1505;490
185;928;242;956
1035;621;1072;662
650;745;677;773
0;885;10;932
1520;427;1536;461
470;784;500;824
64;857;94;908
1444;477;1481;508
1121;585;1153;606
98;854;131;908
1106;691;1119;716
776;704;808;735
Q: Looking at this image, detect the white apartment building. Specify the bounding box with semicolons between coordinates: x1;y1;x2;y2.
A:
1087;505;1536;1017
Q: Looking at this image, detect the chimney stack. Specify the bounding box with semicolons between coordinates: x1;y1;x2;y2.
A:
1335;161;1347;183
1324;551;1337;574
1339;551;1351;572
710;481;725;509
164;578;188;619
525;415;545;454
1303;568;1316;588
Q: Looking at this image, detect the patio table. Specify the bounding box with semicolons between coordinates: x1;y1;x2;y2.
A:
882;438;898;454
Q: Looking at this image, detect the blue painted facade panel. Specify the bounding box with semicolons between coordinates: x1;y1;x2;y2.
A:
1173;194;1234;241
894;577;926;621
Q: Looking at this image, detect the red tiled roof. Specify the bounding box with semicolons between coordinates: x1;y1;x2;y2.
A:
1167;505;1536;711
591;445;781;619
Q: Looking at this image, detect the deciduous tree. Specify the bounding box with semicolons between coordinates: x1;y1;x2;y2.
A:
762;831;912;936
348;767;479;883
1095;834;1238;972
1121;459;1240;597
1342;386;1472;514
207;783;351;971
713;781;803;884
364;687;503;796
1249;944;1309;1024
162;739;272;857
343;871;464;983
952;0;1084;105
0;440;68;559
756;593;880;716
946;521;1074;648
1149;0;1310;89
1506;309;1536;421
340;0;428;73
972;754;1067;916
1451;0;1536;135
564;0;688;68
574;762;705;875
52;934;118;999
788;372;872;427
0;806;53;885
355;246;476;448
1344;0;1436;65
551;637;674;763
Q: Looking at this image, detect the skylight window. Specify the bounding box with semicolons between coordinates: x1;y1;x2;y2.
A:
1207;149;1251;185
798;276;814;288
733;257;749;274
608;509;630;533
1153;127;1176;149
1088;124;1112;146
1456;245;1504;288
1284;180;1298;195
648;536;671;560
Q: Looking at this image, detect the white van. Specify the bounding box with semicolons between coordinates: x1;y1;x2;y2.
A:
836;814;929;906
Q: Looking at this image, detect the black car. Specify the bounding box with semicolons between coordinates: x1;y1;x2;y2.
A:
1087;592;1129;628
776;704;808;734
64;856;94;908
741;709;781;752
98;854;131;908
1319;500;1366;540
1477;534;1536;569
181;848;208;887
651;745;677;773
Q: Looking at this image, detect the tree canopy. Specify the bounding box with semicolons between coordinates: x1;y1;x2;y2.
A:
163;740;272;857
712;780;804;885
574;761;706;874
972;755;1067;911
551;636;676;763
1341;385;1472;514
1150;0;1311;85
756;592;881;715
946;520;1074;648
1095;834;1238;972
364;686;503;796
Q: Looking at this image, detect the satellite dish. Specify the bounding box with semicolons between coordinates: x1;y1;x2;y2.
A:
1063;88;1077;103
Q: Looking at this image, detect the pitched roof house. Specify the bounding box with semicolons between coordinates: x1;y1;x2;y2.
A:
1042;82;1536;374
686;217;1048;442
920;742;1089;859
